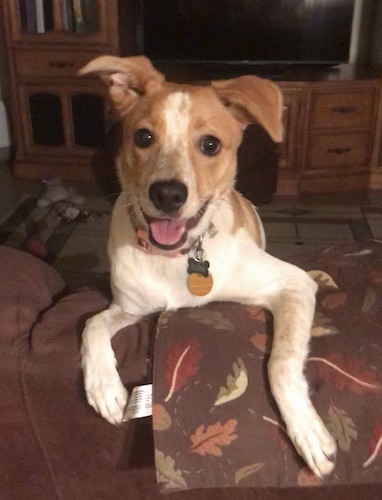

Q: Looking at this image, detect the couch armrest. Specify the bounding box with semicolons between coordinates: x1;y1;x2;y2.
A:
0;246;65;356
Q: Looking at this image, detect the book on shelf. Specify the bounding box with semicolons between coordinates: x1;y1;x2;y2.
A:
18;0;28;31
61;0;75;32
25;0;37;33
72;0;85;33
18;0;53;33
35;0;44;33
81;0;98;34
61;0;98;34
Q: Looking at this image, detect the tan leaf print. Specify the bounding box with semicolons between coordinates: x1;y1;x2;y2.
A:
307;270;338;289
311;312;339;337
157;311;171;329
155;450;187;490
214;358;248;406
235;462;264;486
153;404;172;431
362;288;376;315
326;404;358;452
187;309;234;331
321;291;346;310
189;419;238;456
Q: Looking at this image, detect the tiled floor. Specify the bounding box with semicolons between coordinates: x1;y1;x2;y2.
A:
1;162;382;288
259;192;382;260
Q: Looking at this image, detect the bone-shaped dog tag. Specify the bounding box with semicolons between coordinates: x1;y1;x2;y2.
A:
187;242;213;296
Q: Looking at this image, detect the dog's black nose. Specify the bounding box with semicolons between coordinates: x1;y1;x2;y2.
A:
149;180;188;213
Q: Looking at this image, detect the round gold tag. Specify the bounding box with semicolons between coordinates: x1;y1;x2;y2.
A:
188;273;213;296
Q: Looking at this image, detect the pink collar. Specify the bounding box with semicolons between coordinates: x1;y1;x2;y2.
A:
127;201;217;258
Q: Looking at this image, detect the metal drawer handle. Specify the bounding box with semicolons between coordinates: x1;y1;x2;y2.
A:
49;61;75;68
331;106;357;114
327;147;351;155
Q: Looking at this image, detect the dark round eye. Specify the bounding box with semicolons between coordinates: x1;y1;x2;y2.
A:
200;135;221;156
133;128;154;148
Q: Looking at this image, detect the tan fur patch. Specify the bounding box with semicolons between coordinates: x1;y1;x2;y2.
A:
229;190;263;246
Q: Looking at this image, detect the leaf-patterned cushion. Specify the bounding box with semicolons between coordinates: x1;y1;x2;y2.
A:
152;241;382;492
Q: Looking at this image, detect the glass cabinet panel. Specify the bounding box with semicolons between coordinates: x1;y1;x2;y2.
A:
28;93;64;145
71;94;105;147
17;0;99;35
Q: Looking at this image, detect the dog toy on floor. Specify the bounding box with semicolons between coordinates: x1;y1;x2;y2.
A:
36;178;84;208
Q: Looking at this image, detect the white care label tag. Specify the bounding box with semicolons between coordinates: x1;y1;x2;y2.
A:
123;384;153;422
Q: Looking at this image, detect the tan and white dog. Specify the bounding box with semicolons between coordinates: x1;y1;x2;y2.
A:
79;56;336;478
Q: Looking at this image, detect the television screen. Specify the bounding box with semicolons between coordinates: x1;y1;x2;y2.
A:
139;0;355;66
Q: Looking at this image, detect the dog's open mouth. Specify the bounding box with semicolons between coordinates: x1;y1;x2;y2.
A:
144;202;208;250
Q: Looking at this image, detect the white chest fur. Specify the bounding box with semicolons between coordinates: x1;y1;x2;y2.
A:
107;194;251;315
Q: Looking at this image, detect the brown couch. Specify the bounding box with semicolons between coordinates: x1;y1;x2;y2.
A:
1;242;381;499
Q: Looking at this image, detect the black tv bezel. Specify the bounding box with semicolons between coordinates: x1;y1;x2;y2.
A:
134;0;354;75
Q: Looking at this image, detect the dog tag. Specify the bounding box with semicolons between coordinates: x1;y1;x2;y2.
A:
187;257;210;277
188;271;213;296
187;239;213;296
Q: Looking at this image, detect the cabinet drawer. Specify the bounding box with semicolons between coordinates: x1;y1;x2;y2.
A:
15;49;97;78
305;132;371;170
310;90;375;130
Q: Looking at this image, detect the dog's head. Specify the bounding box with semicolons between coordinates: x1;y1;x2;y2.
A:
80;56;282;251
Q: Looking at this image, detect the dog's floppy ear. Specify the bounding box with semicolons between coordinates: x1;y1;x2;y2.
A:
211;76;283;143
79;56;164;117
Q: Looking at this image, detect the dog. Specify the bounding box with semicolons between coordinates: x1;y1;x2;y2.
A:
79;56;336;478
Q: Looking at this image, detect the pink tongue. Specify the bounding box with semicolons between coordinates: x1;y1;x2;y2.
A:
149;219;187;246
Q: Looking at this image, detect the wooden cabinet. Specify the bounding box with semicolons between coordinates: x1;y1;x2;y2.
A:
1;2;382;193
278;75;381;194
278;88;304;175
1;0;119;180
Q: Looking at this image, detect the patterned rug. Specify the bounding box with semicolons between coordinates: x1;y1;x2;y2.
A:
0;196;110;263
1;194;381;269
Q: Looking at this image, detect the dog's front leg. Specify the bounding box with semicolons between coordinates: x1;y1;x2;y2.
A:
81;304;141;424
267;272;337;478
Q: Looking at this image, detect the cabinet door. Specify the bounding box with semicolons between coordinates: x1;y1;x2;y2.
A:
305;132;371;170
278;89;303;176
17;84;106;157
6;0;116;47
309;90;376;130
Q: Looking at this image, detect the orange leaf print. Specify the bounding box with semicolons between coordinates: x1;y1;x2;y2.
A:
189;419;238;456
246;305;266;320
250;332;271;354
164;338;201;402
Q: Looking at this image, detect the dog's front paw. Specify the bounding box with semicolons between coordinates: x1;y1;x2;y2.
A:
288;414;337;478
83;363;128;425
